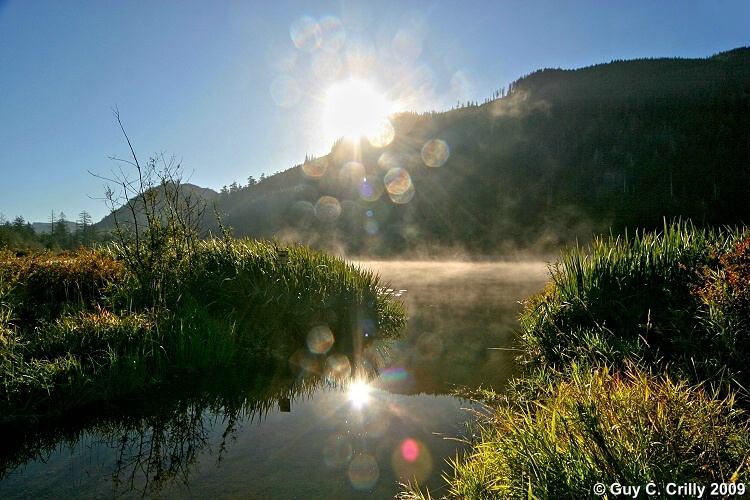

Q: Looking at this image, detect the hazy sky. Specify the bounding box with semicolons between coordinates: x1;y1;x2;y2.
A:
1;0;748;223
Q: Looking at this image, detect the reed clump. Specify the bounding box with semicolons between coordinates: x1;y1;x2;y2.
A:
518;220;750;388
186;238;405;357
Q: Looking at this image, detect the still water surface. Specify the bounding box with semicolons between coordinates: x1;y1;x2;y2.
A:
0;260;547;499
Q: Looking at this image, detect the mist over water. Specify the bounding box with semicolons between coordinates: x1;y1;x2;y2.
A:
356;260;549;393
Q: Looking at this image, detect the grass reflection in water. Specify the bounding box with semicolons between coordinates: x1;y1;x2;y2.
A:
0;358;384;498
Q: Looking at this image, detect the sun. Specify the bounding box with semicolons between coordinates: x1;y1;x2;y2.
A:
348;379;371;408
323;79;393;143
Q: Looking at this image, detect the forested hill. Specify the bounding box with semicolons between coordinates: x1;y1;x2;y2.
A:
95;183;218;233
105;48;750;256
513;47;750;102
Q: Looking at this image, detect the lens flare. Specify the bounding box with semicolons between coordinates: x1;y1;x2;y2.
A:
388;182;415;204
270;75;301;108
375;365;415;391
344;37;377;76
416;332;444;360
326;354;351;382
401;438;419;462
323;434;353;469
306;325;334;354
339;161;366;184
315;196;342;221
392;28;423;63
289;348;323;376
422;139;450;167
268;45;297;73
379;366;410;382
451;69;478;102
319;16;346;52
367;118;395;148
301;157;328;179
451;70;469;93
364;219;379;236
290;200;315;227
361;317;377;338
392;438;433;484
348;453;379;491
290;16;321;53
384;167;411;195
358;177;384;201
377;150;403;172
364;411;390;438
404;64;437;103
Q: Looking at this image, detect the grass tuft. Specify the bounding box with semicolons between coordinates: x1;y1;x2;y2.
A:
518;220;750;389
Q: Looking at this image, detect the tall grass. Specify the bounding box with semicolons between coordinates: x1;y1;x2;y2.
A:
401;221;750;499
402;364;749;500
0;238;405;426
0;248;125;325
518;220;750;388
187;238;405;357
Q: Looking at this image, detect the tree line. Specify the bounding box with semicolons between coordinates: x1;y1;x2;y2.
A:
0;210;104;252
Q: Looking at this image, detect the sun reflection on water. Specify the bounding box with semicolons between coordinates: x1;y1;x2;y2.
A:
348;379;371;409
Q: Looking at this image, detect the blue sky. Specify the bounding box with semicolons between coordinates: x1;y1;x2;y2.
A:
1;0;748;224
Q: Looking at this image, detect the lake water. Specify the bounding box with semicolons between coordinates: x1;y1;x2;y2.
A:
0;260;548;499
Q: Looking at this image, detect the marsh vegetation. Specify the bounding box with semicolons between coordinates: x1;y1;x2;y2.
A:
402;221;750;499
0;238;405;428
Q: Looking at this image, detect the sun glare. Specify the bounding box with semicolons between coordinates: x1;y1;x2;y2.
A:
323;79;393;143
348;379;371;408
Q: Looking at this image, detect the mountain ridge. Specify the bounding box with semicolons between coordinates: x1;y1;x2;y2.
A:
96;47;750;256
